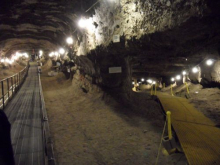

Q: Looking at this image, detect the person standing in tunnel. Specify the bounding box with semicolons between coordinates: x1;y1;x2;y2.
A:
31;54;35;61
0;110;15;165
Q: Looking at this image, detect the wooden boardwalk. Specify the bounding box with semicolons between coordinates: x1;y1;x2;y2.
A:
4;63;44;165
157;93;220;165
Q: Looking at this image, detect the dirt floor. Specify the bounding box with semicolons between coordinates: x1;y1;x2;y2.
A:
0;62;24;80
40;61;187;165
4;59;219;164
0;62;25;96
188;84;220;125
2;59;220;164
168;82;220;125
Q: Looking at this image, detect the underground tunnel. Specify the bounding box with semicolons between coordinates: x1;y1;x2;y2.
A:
0;0;220;164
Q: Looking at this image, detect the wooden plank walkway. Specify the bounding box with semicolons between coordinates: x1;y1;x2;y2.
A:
4;63;44;165
157;93;220;165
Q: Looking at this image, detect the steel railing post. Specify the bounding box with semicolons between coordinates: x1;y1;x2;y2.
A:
11;77;13;96
19;73;21;86
7;78;9;100
17;74;18;89
14;76;15;92
1;81;4;110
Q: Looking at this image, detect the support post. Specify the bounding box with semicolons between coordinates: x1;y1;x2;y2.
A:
151;85;154;95
167;111;172;140
163;83;165;88
154;84;157;95
170;85;174;96
17;74;18;88
11;77;13;96
7;78;9;99
19;73;20;86
1;81;4;109
185;82;189;94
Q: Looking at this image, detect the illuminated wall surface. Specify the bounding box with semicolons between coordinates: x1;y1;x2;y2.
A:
0;0;220;86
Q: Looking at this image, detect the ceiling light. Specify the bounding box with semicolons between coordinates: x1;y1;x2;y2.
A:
59;48;65;55
206;59;213;66
16;52;22;57
192;67;198;73
152;81;156;84
176;75;181;80
1;59;5;63
13;56;18;60
78;18;87;28
9;59;14;64
132;82;135;85
147;79;152;84
49;52;55;57
141;78;145;82
182;71;186;75
23;53;28;58
54;52;59;56
5;58;10;63
66;37;73;44
171;78;175;82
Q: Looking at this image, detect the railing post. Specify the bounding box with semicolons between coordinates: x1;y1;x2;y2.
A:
15;75;17;92
1;81;4;110
18;72;21;86
185;82;190;94
18;73;20;87
11;77;13;96
151;85;154;95
14;76;16;92
166;111;172;140
7;78;9;100
163;83;165;88
17;74;18;88
14;75;16;89
170;84;174;96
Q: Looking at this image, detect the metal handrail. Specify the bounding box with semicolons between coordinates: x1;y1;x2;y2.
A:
0;67;27;82
38;73;56;165
0;64;29;109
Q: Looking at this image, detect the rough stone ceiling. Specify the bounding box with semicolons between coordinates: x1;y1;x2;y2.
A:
130;14;220;77
0;0;220;79
0;0;96;56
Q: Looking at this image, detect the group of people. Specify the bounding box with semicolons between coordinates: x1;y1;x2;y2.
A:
51;59;76;79
31;53;42;61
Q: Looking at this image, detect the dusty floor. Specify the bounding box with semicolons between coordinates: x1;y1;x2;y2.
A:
188;84;220;125
2;60;220;164
168;83;220;125
0;62;25;96
0;62;24;80
40;61;186;165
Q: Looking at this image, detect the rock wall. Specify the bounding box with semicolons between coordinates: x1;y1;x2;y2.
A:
75;0;206;55
73;0;212;103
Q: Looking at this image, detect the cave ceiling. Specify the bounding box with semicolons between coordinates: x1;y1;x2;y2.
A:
0;0;96;56
0;0;220;78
